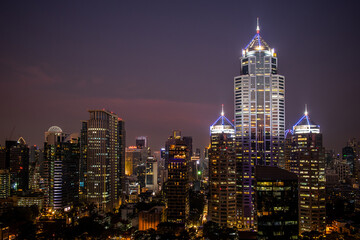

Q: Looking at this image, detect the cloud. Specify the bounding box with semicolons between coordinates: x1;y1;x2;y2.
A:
0;59;60;85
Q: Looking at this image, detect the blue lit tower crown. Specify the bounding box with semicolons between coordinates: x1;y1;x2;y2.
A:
234;18;285;230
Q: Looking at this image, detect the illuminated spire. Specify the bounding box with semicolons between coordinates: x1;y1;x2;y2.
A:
244;18;271;52
304;104;308;116
210;105;234;135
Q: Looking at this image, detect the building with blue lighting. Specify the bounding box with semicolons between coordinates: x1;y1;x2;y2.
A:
234;19;285;229
208;106;236;228
285;109;326;234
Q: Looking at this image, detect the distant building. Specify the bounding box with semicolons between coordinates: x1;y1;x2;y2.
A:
29;146;43;192
165;130;190;223
347;138;360;183
0;169;10;199
84;110;126;211
343;146;355;177
0;138;30;194
16;192;44;209
8;138;29;193
285;109;326;234
326;169;339;187
145;156;158;193
208;107;236;228
136;136;148;149
255;166;299;239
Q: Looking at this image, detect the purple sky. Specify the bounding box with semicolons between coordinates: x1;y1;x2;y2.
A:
1;1;360;152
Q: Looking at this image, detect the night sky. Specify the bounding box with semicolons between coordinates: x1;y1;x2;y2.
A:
1;1;359;153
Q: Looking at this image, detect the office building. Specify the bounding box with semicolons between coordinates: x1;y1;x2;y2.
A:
234;19;285;229
256;166;298;239
85;110;125;211
208;107;236;228
165;130;190;223
285;109;326;234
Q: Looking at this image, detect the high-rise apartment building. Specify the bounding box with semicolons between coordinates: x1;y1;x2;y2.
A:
234;19;285;229
285;110;326;234
85;110;125;211
208;108;236;228
165;130;190;223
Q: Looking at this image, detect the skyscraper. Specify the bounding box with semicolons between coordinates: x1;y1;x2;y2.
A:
208;107;236;228
85;110;125;211
234;19;285;229
43;126;80;210
165;130;190;223
285;109;326;234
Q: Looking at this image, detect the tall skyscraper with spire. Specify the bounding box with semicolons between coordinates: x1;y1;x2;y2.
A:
234;19;285;229
209;106;236;228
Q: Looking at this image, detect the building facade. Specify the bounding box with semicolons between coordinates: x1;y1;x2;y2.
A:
234;19;285;229
208;108;237;228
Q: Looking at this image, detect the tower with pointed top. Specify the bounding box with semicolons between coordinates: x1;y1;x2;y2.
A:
285;109;326;234
234;19;285;229
209;107;236;227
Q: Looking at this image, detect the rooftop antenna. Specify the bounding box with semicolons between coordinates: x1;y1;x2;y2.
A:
256;17;260;34
221;104;224;116
304;104;308;116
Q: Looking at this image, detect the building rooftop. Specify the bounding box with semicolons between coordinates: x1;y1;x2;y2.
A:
244;18;272;53
210;105;234;135
292;106;320;134
256;166;298;181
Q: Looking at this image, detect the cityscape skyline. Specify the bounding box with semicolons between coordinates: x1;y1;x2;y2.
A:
1;1;360;153
1;3;360;238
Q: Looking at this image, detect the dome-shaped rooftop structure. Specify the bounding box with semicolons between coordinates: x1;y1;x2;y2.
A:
47;126;63;133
